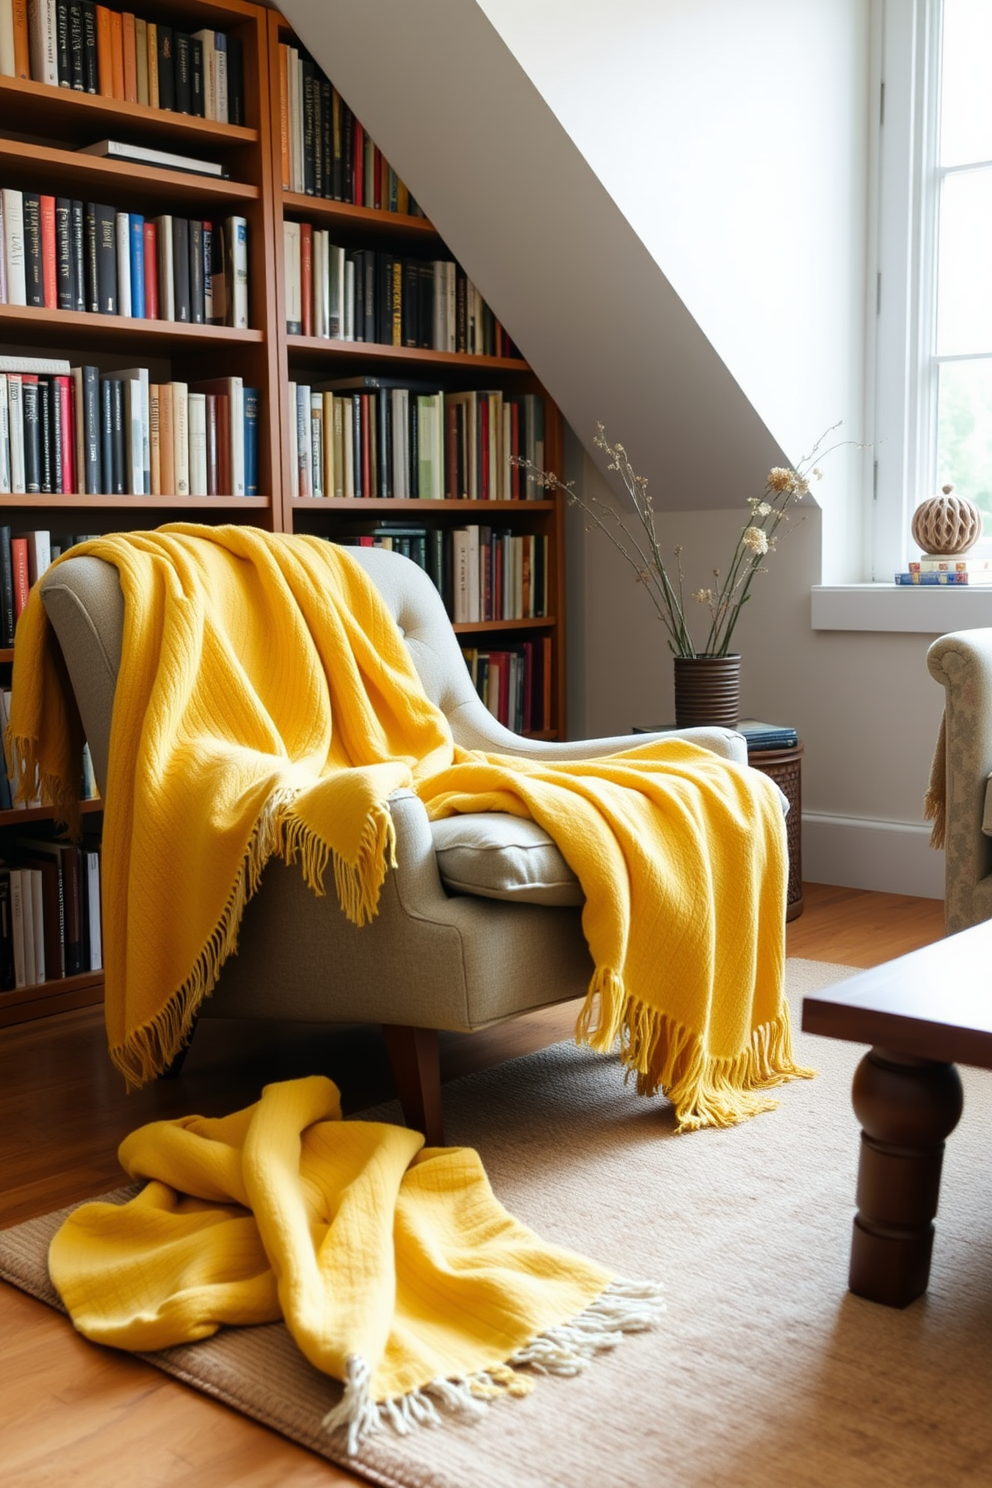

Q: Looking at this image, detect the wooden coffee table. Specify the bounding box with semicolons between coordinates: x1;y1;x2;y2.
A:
801;921;992;1308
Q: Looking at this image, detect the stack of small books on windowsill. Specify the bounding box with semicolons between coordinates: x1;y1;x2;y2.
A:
895;557;992;585
632;719;799;750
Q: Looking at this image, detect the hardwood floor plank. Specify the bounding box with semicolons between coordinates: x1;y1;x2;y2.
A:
0;884;948;1486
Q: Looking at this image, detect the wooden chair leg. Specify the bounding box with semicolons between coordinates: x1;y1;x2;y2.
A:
382;1024;444;1147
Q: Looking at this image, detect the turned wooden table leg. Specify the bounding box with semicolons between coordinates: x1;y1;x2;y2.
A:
849;1047;964;1307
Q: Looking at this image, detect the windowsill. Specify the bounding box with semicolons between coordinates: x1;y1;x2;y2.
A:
811;583;992;633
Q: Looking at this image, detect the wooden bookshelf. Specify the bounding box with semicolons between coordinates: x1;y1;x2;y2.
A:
266;7;566;739
0;0;568;1025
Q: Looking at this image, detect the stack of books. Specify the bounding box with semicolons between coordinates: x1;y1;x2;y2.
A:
895;558;992;586
633;719;799;749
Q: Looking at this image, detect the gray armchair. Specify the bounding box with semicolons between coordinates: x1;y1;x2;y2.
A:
927;627;992;932
40;544;748;1143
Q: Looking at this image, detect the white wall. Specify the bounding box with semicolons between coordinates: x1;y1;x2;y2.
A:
479;0;873;584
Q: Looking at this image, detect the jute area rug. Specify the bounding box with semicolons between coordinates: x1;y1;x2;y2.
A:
2;958;991;1488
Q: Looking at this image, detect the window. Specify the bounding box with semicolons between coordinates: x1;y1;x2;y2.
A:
872;0;992;578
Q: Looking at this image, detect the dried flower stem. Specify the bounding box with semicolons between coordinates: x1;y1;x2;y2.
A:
514;422;845;659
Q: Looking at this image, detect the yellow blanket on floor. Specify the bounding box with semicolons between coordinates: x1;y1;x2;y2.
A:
8;524;804;1130
49;1074;659;1451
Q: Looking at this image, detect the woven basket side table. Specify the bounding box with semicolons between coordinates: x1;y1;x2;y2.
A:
748;742;804;920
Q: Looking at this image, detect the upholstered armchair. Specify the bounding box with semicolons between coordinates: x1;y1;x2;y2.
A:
40;544;749;1143
927;627;992;932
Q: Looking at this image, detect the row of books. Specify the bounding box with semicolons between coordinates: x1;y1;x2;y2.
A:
461;641;553;735
895;571;992;585
277;39;423;213
284;226;515;358
0;363;259;499
290;378;545;503
0;843;102;991
0;2;245;122
0;188;248;326
0;527;88;645
0;682;98;804
345;522;549;624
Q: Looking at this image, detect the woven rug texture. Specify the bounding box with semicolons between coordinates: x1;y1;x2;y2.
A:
2;958;991;1488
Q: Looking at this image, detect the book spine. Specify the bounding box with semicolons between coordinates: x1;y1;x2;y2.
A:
121;6;135;100
114;207;130;316
54;196;73;309
157;381;174;493
37;375;52;493
22;190;42;306
41;201;58;310
109;376;124;493
134;12;146;102
300;221;312;336
55;0;69;84
92;201;116;312
93;1;110;95
243;386;258;497
146;17;157;106
172;215;190;323
156;21;173;110
108;5;122;98
226;214;247;328
227;32;243;124
11;535;29;618
21;374;40;493
7;375;24;493
142;219;158;319
28;0;58;84
174;28;190;113
79;0;95;89
188;217;203;324
70;197;84;309
80;364;99;492
98;375;111;492
148;382;160;494
0;525;14;647
128;212;144;318
155;214;174;320
1;188;26;305
171;380;188;495
187;391;206;495
189;33;202;116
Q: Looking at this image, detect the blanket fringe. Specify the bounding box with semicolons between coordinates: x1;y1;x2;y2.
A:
280;799;397;927
110;790;397;1086
6;732;83;837
322;1278;664;1456
575;967;815;1133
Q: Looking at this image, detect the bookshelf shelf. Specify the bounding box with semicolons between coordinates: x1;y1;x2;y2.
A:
0;306;265;351
280;192;439;243
0;495;271;511
453;617;557;636
0;140;261;208
290;497;557;514
284;336;531;373
0;75;259;151
0;800;103;827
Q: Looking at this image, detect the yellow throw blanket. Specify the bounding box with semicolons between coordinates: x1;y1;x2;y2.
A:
49;1074;661;1452
8;524;806;1130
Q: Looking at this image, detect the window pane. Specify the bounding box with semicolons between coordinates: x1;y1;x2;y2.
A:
940;0;992;165
936;167;992;355
936;359;992;537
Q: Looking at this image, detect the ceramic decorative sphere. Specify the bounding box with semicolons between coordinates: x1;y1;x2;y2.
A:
911;485;983;555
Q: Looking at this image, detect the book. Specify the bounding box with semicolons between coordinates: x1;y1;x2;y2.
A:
0;354;70;374
156;20;173;110
895;570;992;585
243;386;259;496
188;216;204;323
0;872;14;991
128;212;144;318
170;380;188;494
114;207;130;316
87;200;116;313
39;193;56;307
154;213;174;320
8;869;27;988
0;523;15;645
27;0;57;84
910;557;992;572
1;187;26;305
225;214;248;328
83;844;101;970
736;719;799;750
54;196;73;309
172;215;190;322
192;376;243;494
75;138;227;178
22;190;42;306
187;391;206;495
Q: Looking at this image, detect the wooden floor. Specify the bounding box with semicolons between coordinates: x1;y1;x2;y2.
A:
0;883;947;1486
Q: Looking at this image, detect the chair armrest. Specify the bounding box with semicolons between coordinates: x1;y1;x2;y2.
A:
446;697;747;767
927;628;992;929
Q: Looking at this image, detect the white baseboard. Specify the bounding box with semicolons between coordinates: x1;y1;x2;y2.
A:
801;812;944;899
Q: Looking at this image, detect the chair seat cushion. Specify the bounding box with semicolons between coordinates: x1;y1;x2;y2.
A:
430;813;584;906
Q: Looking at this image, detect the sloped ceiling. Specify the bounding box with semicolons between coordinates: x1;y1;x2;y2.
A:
279;0;786;510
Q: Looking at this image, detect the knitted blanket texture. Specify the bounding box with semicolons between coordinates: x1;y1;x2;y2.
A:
48;1074;661;1451
8;524;804;1131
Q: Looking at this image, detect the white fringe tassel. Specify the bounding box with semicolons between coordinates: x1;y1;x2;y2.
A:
321;1278;664;1455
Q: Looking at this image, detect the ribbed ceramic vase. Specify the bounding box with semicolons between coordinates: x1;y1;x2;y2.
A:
673;654;741;729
